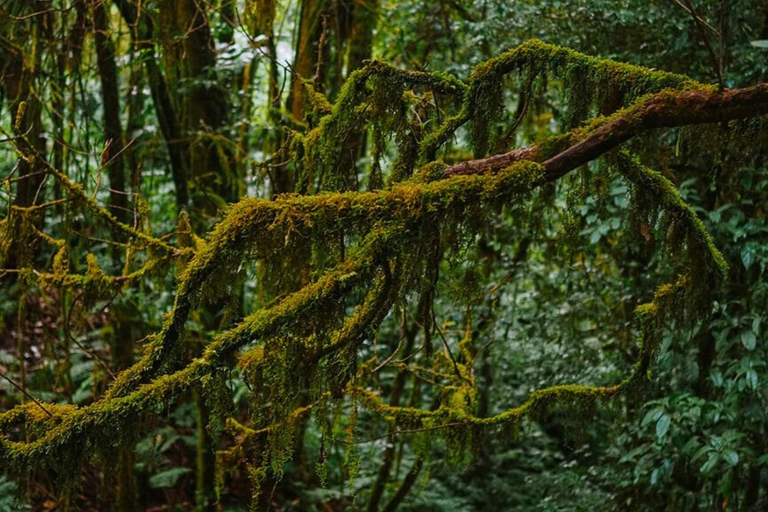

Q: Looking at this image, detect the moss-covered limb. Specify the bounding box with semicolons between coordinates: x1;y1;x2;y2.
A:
0;158;546;478
542;82;768;181
39;160;181;257
297;60;465;193
2;206;175;303
0;224;406;482
106;230;383;399
313;260;399;361
616;152;727;276
21;255;160;296
350;383;615;432
293;37;698;190
106;161;544;398
0;360;198;477
616;152;727;310
420;38;705;164
471;39;703;96
444;82;768;179
348;291;654;436
231;262;398;469
0;239;385;475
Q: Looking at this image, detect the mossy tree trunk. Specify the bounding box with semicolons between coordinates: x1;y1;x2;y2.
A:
159;0;235;216
367;315;416;512
113;0;190;209
92;4;140;509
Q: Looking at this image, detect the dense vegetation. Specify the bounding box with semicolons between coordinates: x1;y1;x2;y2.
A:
1;1;768;510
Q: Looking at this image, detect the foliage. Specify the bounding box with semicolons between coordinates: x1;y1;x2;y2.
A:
0;1;767;511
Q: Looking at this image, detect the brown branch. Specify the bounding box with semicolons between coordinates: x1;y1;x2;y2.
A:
541;83;768;180
444;83;768;180
444;146;539;176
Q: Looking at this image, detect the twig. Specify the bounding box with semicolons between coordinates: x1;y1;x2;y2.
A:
0;370;53;418
681;0;725;89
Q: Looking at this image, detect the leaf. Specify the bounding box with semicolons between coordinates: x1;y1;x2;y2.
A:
750;40;768;48
701;453;719;474
746;369;758;390
723;450;739;466
148;467;192;489
742;246;756;270
692;445;711;462
642;407;663;427
741;331;757;351
656;414;671;438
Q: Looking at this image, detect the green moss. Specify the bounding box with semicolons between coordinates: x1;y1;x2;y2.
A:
0;39;729;495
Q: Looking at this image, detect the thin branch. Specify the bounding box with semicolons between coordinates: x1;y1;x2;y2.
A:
433;311;466;382
681;0;725;89
0;370;53;418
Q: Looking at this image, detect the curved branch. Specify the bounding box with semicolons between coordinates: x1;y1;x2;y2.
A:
445;82;768;179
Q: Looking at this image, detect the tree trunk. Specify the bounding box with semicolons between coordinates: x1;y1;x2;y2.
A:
113;0;190;208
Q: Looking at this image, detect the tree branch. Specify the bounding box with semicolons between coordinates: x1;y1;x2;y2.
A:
444;82;768;180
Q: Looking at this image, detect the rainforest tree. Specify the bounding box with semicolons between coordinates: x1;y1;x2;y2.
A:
1;1;768;511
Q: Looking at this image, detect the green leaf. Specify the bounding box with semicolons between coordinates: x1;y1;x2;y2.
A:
741;331;757;351
656;414;671;438
642;407;663;427
746;369;758;390
723;450;739;466
742;246;756;270
148;467;192;489
692;445;711;462
701;453;719;474
751;40;768;48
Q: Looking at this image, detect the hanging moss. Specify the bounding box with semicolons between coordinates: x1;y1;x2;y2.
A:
0;38;734;501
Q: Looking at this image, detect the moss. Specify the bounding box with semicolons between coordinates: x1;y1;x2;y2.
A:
617;151;728;315
2;155;545;478
420;38;707;166
0;39;729;495
294;60;464;193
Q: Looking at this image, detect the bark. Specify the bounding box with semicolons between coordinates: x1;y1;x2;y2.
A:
112;0;190;208
92;0;129;229
381;459;423;512
289;0;332;122
159;0;235;211
444;83;768;181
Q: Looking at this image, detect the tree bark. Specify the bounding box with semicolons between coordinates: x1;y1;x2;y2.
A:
112;0;190;208
158;0;235;212
93;0;129;230
444;83;768;181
